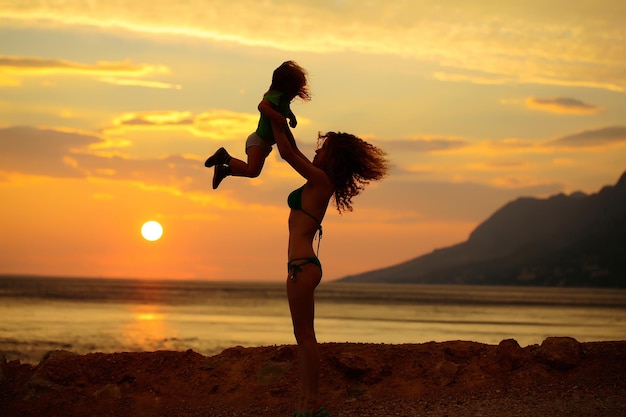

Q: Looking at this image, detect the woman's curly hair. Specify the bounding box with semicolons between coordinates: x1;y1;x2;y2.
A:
270;61;311;101
320;132;389;213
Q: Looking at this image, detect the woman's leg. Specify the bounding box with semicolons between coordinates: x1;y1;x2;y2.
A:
286;265;322;412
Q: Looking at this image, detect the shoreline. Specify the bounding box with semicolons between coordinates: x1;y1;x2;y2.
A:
2;337;625;417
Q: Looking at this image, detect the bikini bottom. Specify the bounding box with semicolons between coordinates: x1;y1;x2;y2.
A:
287;257;322;281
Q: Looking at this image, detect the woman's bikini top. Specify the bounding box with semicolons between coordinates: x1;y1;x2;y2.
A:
287;185;323;253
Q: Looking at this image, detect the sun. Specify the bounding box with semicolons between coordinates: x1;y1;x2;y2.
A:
141;221;163;241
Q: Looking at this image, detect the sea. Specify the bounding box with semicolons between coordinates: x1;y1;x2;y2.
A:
1;275;625;364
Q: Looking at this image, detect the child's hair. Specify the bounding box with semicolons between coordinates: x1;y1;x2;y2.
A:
270;61;311;101
320;132;389;214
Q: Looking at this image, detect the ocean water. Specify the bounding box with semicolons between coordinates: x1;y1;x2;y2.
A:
1;276;625;364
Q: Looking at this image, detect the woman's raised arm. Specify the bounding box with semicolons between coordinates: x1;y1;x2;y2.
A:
270;120;329;186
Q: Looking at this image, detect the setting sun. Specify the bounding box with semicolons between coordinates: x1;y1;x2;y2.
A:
141;221;163;241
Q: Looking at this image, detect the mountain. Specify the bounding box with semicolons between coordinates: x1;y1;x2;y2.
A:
339;171;626;287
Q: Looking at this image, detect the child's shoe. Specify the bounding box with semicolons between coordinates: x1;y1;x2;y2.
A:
205;147;231;167
212;164;231;189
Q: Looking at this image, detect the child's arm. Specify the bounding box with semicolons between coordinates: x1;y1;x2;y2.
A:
271;120;330;186
258;99;287;128
287;110;297;128
259;99;304;157
283;125;308;161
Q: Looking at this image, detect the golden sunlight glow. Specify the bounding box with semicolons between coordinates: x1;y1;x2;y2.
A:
121;305;170;349
137;312;165;321
141;220;163;241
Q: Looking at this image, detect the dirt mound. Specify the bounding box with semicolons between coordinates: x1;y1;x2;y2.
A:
1;338;625;416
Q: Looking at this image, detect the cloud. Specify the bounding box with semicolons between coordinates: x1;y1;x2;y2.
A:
72;152;205;192
0;55;175;89
104;110;259;141
2;1;624;91
98;77;181;90
384;137;469;153
0;125;263;196
0;126;201;187
0;108;269;187
525;97;602;115
0;126;103;178
356;177;563;223
0;55;164;76
467;161;528;172
432;71;512;86
550;126;626;148
2;123;622;216
193;111;260;139
111;112;195;128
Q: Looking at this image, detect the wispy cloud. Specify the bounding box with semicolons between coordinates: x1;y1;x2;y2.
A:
0;125;303;217
2;1;624;91
360;177;562;222
103;110;259;140
432;71;512;86
99;77;181;90
525;97;602;115
0;125;206;190
0;55;176;89
111;111;195;128
428;126;626;153
0;55;163;76
384;137;469;153
0;126;102;178
550;126;626;148
467;161;529;172
2;122;623;196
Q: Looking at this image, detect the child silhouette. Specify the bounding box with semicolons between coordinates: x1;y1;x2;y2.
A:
205;61;311;189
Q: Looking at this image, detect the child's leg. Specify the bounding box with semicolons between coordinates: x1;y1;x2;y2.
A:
228;145;266;178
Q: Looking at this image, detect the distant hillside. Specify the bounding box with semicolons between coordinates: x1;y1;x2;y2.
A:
339;171;626;287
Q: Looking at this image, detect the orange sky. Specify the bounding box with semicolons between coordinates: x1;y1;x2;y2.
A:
1;1;625;281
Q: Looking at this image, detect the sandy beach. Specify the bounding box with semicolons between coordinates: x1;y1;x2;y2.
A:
1;337;625;417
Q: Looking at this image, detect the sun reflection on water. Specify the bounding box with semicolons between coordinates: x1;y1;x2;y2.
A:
137;312;165;321
121;305;174;351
